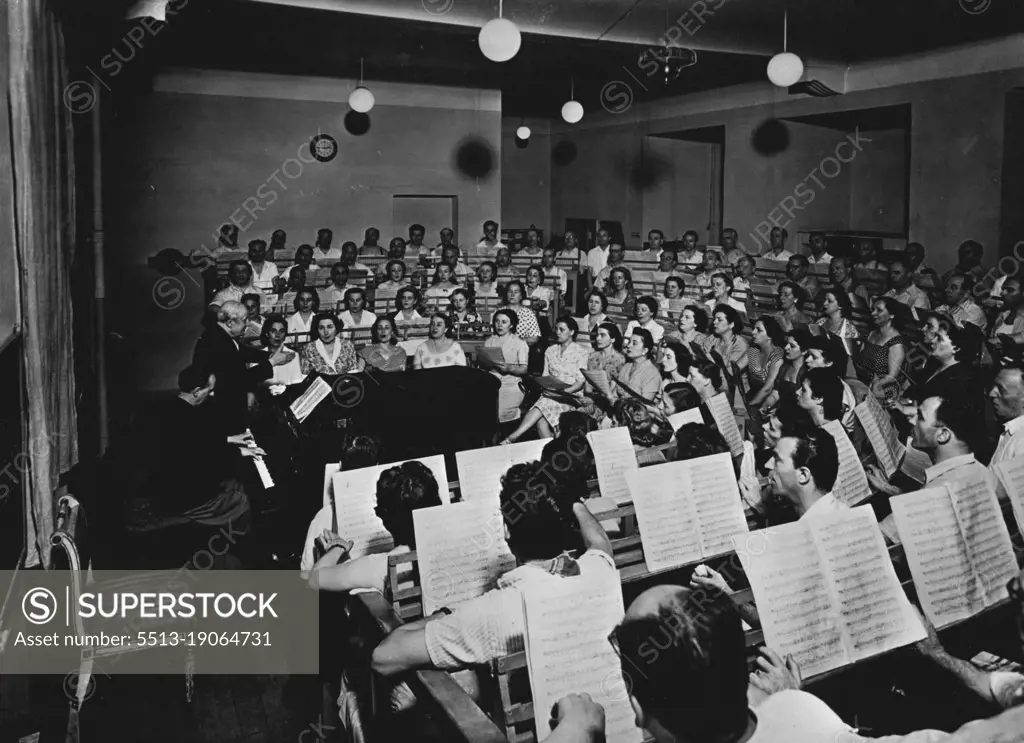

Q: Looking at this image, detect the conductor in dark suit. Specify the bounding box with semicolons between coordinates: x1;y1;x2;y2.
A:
193;300;292;435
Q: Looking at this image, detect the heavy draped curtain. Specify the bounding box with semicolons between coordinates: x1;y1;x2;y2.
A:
8;0;79;567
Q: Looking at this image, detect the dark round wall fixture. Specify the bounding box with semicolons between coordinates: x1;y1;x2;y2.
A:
344;111;371;136
552;140;578;166
751;118;790;156
454;137;495;179
310;133;338;162
149;248;186;276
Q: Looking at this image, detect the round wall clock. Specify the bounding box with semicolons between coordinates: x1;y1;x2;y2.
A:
310;134;338;162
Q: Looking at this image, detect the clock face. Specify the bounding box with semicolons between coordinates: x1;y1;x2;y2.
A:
310;134;338;162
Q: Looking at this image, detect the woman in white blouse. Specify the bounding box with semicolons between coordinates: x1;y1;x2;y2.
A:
525;264;554;313
286;288;318;336
704;273;746;316
338;288;377;330
474;262;499;298
425;263;459;300
392;287;425;329
577;289;610;334
483;308;530;425
412;313;467;369
261;314;305;389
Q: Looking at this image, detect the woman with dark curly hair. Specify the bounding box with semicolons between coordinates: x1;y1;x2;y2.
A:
299;311;360;375
606;265;637;317
775;280;810;332
359;316;408;372
483;308;530;425
855;296;908;404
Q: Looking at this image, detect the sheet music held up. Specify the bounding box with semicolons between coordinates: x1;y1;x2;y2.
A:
330;455;450;554
587;428;639;504
899;438;931;485
854;395;906;479
290;377;332;423
414;499;515;614
994;453;1024;541
704;393;744;457
734;508;924;678
822;420;872;506
455;439;551;506
626;453;748;572
581;368;613;399
948;474;1018;609
522;569;642;743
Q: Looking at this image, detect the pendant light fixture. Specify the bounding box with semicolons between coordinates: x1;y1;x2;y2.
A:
561;75;583;124
479;0;521;62
348;58;375;113
766;9;804;88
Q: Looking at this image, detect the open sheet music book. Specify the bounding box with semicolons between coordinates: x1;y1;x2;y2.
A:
475;346;507;370
290;377;333;423
455;439;551;505
994;453;1024;539
822;420;872;506
626;453;749;572
581;368;613;399
667;407;704;430
522;568;643;743
854;395;906;479
703;393;744;457
892;471;1018;629
326;456;450;557
414;500;517;615
587;428;640;504
733;507;925;678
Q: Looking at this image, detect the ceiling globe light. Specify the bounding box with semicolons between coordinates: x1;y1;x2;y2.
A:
349;86;375;113
561;100;583;124
479;18;521;62
767;52;804;88
516;125;531;139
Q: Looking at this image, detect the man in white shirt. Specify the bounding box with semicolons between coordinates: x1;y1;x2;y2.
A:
934;272;987;332
593;243;626;291
339;241;372;276
359;227;386;258
866;395;991;543
313;228;341;263
210;261;257;308
519;228;545;260
610;579;1024;743
884;259;931;310
279;244;315;283
763;227;793;263
409;223;432;264
586;228;615;283
541;247;568;295
371;461;615;677
720;227;745;267
472;220;506;262
988;366;1024;502
247;239;278;291
677;230;704;273
806;232;833;265
767;427;844;521
647;228;666;259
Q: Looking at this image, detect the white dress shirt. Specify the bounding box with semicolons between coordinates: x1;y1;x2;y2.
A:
807;252;834;265
338;310;377;330
799;492;847;521
989;414;1024;502
587;246;611;277
249;261;279;290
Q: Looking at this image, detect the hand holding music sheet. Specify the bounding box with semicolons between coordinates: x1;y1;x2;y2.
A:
626;453;749;572
822;420;872;506
703;393;744;457
587;428;639;504
475;346;507;370
854;395;906;479
667;407;704;429
455;439;551;505
290;377;332;423
733;508;924;678
414;500;516;614
522;569;642;743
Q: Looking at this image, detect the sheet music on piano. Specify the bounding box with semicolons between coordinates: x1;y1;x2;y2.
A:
822;420;871;506
455;439;551;506
414;499;516;615
522;568;642;743
625;453;748;572
892;471;1017;628
733;507;924;678
854;395;906;479
587;428;639;504
290;377;333;423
